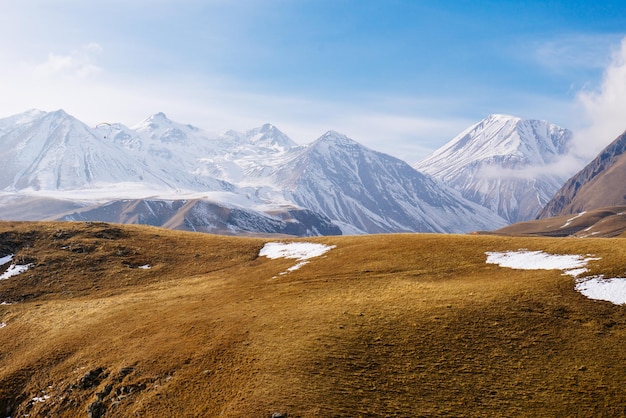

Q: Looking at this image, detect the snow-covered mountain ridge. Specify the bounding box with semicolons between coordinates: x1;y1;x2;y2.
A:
0;109;511;235
414;114;578;223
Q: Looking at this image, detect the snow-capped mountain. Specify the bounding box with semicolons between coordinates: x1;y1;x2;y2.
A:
197;123;300;184
0;109;508;235
414;114;575;223
0;109;232;193
0;109;164;191
272;131;506;233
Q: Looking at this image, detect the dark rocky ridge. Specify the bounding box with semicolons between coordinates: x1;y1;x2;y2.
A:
538;131;626;218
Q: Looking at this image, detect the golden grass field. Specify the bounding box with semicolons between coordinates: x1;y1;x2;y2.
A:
1;221;626;417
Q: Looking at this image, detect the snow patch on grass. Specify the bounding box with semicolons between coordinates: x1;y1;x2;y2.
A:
0;262;33;280
575;276;626;305
0;322;6;329
485;250;597;277
486;249;626;305
260;242;336;274
0;263;32;280
1;252;34;280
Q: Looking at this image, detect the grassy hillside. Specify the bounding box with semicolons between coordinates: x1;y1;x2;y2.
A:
1;221;626;417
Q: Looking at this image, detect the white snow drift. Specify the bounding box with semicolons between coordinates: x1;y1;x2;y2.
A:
486;249;626;305
0;254;32;280
485;250;597;277
259;242;336;273
575;277;626;306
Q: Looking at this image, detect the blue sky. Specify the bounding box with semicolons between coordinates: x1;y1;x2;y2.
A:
1;0;626;162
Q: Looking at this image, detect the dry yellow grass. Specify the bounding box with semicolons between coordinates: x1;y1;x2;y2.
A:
1;221;626;417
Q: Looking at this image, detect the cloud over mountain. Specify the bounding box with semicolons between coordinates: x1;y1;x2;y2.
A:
575;37;626;160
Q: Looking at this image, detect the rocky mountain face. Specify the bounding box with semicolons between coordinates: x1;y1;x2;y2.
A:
414;114;575;223
538;130;626;219
56;199;342;236
0;109;510;235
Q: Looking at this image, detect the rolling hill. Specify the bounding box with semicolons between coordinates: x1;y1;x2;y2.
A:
1;221;626;417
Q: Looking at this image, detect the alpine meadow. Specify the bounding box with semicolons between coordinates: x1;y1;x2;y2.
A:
1;221;626;416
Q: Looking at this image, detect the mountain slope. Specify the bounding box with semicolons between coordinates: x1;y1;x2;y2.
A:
538;130;626;218
273;131;507;233
415;114;574;223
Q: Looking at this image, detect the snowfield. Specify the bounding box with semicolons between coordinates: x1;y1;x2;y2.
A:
486;250;626;305
259;242;336;274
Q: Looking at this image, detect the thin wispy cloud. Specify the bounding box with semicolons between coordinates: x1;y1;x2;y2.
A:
534;34;622;74
33;43;103;79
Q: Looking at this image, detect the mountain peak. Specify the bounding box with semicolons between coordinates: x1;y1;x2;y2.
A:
132;112;179;133
40;109;74;123
415;115;574;223
484;113;520;122
135;112;172;127
317;130;353;145
242;123;297;149
259;122;276;132
50;109;70;117
307;131;360;154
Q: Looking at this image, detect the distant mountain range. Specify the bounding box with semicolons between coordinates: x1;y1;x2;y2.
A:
0;109;510;235
9;109;615;237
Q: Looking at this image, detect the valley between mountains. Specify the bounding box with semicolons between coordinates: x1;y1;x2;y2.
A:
1;221;626;417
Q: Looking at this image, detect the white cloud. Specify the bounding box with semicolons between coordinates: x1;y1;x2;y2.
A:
573;37;626;159
534;34;621;74
33;43;103;79
476;153;586;181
